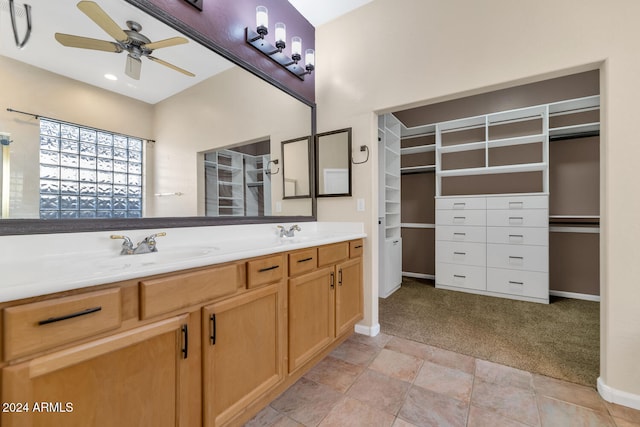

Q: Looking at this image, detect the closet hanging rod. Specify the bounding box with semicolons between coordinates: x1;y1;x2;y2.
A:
6;107;156;142
549;105;599;117
549;130;599;142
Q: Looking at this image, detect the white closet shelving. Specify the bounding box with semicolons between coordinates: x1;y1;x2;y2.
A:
378;114;403;298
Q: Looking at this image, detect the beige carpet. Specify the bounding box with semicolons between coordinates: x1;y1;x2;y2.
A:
379;277;599;387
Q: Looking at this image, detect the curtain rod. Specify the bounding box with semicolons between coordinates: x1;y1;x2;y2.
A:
6;107;156;143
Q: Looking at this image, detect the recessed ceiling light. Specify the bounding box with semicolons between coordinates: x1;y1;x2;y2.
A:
104;73;118;81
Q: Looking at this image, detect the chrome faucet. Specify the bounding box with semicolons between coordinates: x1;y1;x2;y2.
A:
278;224;301;238
111;232;166;255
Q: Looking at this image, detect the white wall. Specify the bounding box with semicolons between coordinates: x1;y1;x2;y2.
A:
315;0;640;405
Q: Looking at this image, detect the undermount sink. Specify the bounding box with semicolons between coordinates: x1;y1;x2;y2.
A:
96;246;220;271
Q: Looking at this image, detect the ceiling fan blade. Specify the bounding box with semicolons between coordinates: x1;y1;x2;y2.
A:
77;1;128;42
55;33;122;52
143;37;188;51
125;54;142;80
147;56;195;77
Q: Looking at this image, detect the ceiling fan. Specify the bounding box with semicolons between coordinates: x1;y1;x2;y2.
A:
54;1;195;80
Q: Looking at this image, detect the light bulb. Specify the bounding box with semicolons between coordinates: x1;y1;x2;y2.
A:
256;6;268;33
291;36;302;60
275;23;286;44
305;49;315;69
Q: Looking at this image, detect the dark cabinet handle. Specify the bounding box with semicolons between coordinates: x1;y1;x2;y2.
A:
258;265;280;272
354;245;363;249
330;272;335;289
297;257;313;263
338;269;343;286
181;324;189;359
38;306;102;326
210;313;216;345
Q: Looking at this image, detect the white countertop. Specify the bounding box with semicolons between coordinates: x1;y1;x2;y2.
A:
0;222;366;303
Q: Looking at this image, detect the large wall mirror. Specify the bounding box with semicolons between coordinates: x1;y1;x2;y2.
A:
0;0;314;234
316;128;352;197
282;136;311;199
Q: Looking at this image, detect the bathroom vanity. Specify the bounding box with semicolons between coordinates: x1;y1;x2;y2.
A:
0;223;365;426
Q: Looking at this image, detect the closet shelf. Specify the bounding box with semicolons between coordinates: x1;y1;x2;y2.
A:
439;141;486;154
401;144;436;155
488;133;545;149
438;162;546;177
385;146;401;156
549;95;600;115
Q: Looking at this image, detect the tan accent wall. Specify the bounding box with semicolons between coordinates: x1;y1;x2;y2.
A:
550;231;600;296
402;228;435;276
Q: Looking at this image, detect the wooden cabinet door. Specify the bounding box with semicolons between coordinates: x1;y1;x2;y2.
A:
336;257;363;337
288;267;335;373
202;283;285;427
1;315;191;427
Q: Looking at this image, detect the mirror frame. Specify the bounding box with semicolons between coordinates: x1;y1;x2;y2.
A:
315;128;352;198
0;0;317;235
282;136;312;200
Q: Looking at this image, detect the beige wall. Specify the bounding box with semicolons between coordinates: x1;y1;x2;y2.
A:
0;56;153;218
152;66;312;217
315;0;640;400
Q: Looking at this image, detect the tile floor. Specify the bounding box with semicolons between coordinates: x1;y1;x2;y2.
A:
245;333;640;427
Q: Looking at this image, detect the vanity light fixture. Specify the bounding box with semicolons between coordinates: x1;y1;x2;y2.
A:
245;6;315;81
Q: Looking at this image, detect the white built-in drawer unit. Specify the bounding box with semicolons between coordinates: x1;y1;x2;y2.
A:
435;194;549;303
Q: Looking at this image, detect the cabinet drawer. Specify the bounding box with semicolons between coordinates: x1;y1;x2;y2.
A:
436;225;486;243
289;248;317;277
436;197;486;210
318;242;349;267
3;288;122;360
436;263;486;291
487;227;548;246
486;209;548;228
436;210;486;227
486;195;548;210
436;241;486;267
487;244;548;272
140;263;241;319
350;240;364;258
247;254;285;288
487;268;548;300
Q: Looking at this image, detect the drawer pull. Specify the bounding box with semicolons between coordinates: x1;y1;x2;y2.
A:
330;272;335;289
453;232;466;236
509;256;524;260
338;268;343;286
509;202;524;209
38;306;102;326
354;245;363;249
181;324;189;359
210;314;216;345
453;216;466;222
509;281;524;285
453;274;466;279
297;257;313;263
453;252;466;256
258;265;280;273
509;234;524;238
453;202;466;209
509;217;524;224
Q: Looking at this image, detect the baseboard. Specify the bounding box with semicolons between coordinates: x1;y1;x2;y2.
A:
379;284;401;299
550;290;600;302
598;377;640;410
355;322;380;337
402;272;435;280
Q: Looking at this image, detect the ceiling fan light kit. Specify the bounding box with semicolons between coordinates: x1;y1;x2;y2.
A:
54;1;194;80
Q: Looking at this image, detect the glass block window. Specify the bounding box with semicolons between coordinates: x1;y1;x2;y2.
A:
39;119;144;219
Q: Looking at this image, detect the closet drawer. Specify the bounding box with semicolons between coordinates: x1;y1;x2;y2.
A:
436;225;485;243
436;241;486;267
3;288;122;360
487;244;548;272
436;197;486;210
436;263;486;291
486;209;548;228
486;227;548;246
487;268;548;300
436;210;486;227
486;195;548;210
289;248;317;277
